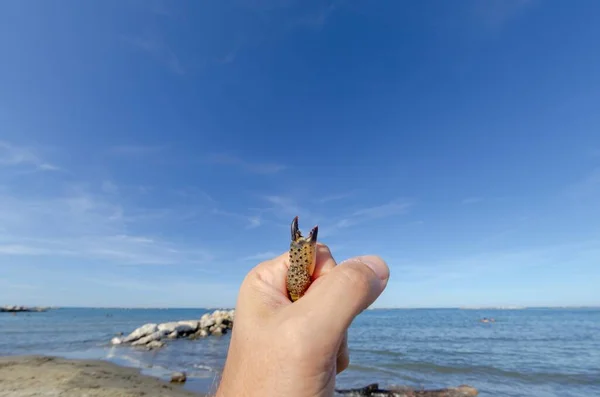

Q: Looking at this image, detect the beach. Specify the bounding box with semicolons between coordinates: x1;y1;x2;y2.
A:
0;355;203;397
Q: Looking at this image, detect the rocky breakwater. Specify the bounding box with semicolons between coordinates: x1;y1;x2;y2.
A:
335;383;478;397
110;309;234;350
1;305;50;313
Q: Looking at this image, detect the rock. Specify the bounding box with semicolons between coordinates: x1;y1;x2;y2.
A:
335;383;478;396
131;330;167;346
157;322;195;335
111;309;235;346
189;328;209;340
146;340;165;350
177;320;200;331
1;305;50;313
170;372;187;383
122;323;158;343
197;329;209;338
200;315;215;329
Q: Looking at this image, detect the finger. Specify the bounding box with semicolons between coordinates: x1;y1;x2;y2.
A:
237;244;340;315
236;251;289;316
336;330;349;374
242;243;337;299
295;255;389;336
313;243;337;279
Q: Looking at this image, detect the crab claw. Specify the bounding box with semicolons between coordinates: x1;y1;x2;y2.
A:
307;225;318;243
291;215;300;241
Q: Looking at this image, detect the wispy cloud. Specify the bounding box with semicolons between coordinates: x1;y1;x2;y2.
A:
0;141;60;171
0;142;268;271
472;0;539;30
241;251;279;262
212;208;263;229
109;145;165;156
388;239;600;289
215;44;241;65
262;195;305;217
101;180;119;194
291;1;342;31
123;34;184;75
462;196;483;205
80;278;240;308
331;199;413;230
146;0;179;19
206;154;286;174
565;168;600;200
0;164;215;266
314;192;354;204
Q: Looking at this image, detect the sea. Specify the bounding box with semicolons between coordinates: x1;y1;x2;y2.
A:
1;307;599;397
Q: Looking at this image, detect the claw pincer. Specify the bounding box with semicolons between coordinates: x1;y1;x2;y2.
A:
286;216;318;302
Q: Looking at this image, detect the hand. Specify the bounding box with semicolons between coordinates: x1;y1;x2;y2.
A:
215;243;390;397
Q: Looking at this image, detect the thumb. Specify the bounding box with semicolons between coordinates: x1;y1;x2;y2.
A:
295;255;389;335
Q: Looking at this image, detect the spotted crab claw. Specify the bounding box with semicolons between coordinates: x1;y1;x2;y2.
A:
286;216;318;302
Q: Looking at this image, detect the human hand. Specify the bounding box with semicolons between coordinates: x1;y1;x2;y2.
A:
215;243;390;397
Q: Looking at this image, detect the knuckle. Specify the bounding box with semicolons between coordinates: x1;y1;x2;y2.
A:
240;267;266;296
338;264;372;293
241;268;260;289
317;243;332;255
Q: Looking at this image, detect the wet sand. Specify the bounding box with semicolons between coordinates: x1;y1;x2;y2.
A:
0;355;206;397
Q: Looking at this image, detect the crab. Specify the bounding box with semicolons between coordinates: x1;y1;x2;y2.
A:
286;216;319;302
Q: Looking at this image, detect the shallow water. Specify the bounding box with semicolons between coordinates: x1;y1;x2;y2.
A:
1;307;599;396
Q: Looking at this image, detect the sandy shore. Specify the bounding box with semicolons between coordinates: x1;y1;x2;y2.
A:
0;355;206;397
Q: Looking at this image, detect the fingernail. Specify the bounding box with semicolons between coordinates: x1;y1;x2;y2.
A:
354;255;390;281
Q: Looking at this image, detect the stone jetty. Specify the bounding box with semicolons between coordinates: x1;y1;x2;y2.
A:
1;305;50;313
335;383;478;397
111;309;234;350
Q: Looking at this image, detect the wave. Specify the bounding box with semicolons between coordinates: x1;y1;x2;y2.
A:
376;361;600;385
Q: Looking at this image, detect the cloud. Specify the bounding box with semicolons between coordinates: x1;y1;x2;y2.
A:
76;277;241;308
147;0;179;18
472;0;539;30
101;180;119;194
0;141;60;171
462;196;483;205
565;168;600;200
0;279;38;291
215;45;240;65
109;145;165;156
212;208;263;229
331;199;413;230
291;2;340;31
206;154;286;174
389;239;600;288
314;192;354;204
262;195;305;217
123;34;184;75
241;251;280;262
0;180;215;267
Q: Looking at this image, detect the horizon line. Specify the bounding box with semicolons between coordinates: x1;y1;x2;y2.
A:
12;305;600;310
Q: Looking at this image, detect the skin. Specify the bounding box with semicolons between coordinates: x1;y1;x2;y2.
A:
215;243;390;397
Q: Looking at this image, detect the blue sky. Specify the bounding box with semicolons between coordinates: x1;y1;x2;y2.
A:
1;0;599;308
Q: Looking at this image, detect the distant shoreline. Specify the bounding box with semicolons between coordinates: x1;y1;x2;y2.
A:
0;306;51;313
0;355;205;397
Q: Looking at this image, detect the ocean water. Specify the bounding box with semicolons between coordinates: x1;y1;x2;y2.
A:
1;307;599;396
